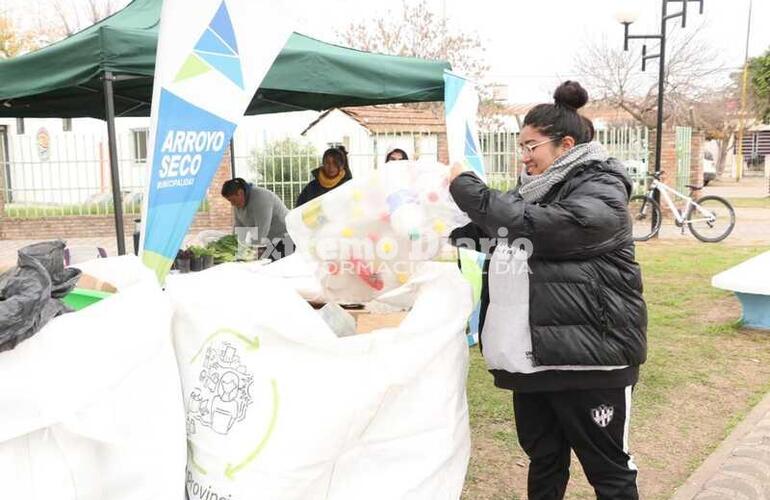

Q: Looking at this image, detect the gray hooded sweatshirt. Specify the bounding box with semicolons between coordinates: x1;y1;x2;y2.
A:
233;184;289;241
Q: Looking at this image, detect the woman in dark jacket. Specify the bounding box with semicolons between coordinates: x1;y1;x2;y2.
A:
449;81;647;499
296;146;352;206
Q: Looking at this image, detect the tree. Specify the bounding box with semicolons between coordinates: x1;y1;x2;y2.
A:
691;89;739;175
748;48;770;123
574;26;725;129
0;16;35;58
50;0;122;36
248;138;319;209
337;0;488;90
0;1;124;59
574;27;745;175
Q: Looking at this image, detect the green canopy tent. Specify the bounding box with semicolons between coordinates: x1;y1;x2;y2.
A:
0;0;450;253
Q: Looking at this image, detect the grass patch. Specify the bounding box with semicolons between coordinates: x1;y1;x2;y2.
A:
4;199;210;218
5;202;143;217
463;242;770;499
729;196;770;208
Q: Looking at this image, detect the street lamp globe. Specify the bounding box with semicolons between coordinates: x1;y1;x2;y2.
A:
615;0;642;24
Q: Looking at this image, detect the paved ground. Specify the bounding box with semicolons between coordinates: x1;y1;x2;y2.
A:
672;391;770;500
708;176;768;199
655;205;770;246
641;175;770;246
662;176;770;499
0;234;196;266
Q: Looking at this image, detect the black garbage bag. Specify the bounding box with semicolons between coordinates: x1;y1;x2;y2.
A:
0;241;82;353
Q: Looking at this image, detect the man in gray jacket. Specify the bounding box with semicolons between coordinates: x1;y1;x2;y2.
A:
221;178;293;260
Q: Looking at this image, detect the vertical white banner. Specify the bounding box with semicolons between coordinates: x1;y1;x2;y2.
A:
140;0;291;283
444;70;486;182
444;70;486;346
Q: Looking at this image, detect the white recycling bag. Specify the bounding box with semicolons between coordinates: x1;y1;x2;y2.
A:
0;270;187;500
285;160;470;304
169;262;472;500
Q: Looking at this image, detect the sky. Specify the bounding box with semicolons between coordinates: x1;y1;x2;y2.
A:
2;0;768;104
289;0;769;103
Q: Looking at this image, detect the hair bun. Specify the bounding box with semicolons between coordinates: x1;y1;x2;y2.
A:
553;81;588;110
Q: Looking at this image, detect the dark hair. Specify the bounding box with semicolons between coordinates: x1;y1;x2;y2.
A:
523;80;594;145
221;177;248;197
385;148;409;163
323;146;348;169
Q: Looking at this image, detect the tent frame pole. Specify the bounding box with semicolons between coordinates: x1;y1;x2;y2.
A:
102;71;126;255
229;138;236;178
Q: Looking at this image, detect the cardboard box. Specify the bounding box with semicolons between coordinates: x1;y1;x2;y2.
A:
308;301;408;335
0;262;117;293
349;310;408;334
76;273;118;293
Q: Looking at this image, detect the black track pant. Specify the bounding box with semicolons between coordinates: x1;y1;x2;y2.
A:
513;386;638;500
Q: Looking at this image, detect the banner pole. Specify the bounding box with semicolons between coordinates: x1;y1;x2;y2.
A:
230;137;236;178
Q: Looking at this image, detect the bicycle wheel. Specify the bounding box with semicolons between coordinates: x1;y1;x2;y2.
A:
628;195;661;241
687;195;735;243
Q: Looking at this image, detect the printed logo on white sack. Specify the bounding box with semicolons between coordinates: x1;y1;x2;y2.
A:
591;404;615;428
188;341;254;435
186;327;280;481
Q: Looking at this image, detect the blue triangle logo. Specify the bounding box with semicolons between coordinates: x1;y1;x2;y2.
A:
197;51;243;89
209;2;238;54
464;123;485;175
180;0;244;89
194;28;235;56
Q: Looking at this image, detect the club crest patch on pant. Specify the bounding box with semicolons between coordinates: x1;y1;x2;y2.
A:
591;404;614;428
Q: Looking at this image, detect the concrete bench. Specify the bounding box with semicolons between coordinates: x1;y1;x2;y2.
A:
712;251;770;329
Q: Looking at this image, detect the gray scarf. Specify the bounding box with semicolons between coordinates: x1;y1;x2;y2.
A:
518;141;609;202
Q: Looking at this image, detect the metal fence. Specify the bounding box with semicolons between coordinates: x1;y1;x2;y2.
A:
231;131;444;210
675;126;693;193
0;131;149;218
2;126;652;218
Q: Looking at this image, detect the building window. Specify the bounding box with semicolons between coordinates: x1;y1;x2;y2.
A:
15;118;24;135
62;118;72;132
132;129;149;163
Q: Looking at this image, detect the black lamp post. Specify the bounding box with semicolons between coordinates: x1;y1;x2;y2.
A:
617;0;704;230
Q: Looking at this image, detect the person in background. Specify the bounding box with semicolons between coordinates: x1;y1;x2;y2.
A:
448;80;646;499
296;146;352;206
385;148;409;163
221;178;292;260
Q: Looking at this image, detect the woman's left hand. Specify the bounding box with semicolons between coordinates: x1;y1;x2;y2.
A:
449;161;470;183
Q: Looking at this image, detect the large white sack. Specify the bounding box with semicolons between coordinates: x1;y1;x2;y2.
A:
169;262;472;500
72;254;158;290
0;273;187;500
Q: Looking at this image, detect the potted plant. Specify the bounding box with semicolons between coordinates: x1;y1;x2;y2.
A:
174;249;192;273
201;247;215;269
188;245;207;272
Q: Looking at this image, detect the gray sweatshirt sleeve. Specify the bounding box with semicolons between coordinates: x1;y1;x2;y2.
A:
233;206;247;228
247;188;276;241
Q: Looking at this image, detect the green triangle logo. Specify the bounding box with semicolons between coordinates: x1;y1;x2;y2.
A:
174;53;211;83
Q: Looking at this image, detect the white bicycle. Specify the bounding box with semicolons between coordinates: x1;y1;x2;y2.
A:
629;171;735;243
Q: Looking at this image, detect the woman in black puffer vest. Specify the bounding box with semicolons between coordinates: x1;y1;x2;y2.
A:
449;81;646;500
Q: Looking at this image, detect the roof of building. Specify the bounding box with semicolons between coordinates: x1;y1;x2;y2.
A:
302;105;446;135
496;101;639;126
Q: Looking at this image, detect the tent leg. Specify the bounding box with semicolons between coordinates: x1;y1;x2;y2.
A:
229;138;236;178
102;71;126;255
